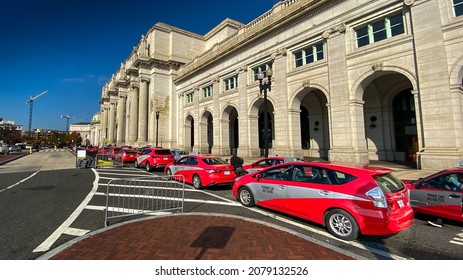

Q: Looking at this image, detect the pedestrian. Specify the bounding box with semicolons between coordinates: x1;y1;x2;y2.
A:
230;149;244;177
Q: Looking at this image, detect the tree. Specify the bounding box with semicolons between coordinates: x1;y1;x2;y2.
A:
64;131;82;146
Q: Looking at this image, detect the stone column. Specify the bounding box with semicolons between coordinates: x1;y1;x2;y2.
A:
236;66;253;156
176;92;185;150
211;76;220;154
271;49;289;156
138;78;149;144
128;86;139;144
409;1;461;169
323;23;368;163
349;98;368;161
116;95;126;145
108;102;116;144
101;104;109;145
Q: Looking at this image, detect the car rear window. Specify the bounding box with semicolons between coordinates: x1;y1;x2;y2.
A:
125;149;137;154
330;170;357;184
202;157;228;165
374;173;405;193
154;149;172;155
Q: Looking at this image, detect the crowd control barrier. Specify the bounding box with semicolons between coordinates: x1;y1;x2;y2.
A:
104;175;185;226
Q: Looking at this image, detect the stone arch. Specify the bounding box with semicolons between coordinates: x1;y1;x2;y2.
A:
184;114;195;152
351;66;418;101
289;83;330;109
199;109;214;153
289;84;330;159
355;69;417;163
221;104;240;155
449;55;463;85
249;95;275;156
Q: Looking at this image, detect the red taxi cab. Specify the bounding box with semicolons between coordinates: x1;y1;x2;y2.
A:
107;146;121;159
135;147;174;171
243;156;286;174
164;154;236;189
403;167;463;223
115;147;138;163
98;146;111;155
232;161;414;240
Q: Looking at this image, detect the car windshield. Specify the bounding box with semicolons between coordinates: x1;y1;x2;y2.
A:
374;173;405;193
202;157;228;165
154;149;171;155
420;170;447;182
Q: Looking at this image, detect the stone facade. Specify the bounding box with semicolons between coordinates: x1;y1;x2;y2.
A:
91;0;463;170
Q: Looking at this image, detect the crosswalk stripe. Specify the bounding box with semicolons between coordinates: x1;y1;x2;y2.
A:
63;227;90;236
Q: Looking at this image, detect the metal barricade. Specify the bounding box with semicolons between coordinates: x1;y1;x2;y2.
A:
95;154;124;168
104;175;185;226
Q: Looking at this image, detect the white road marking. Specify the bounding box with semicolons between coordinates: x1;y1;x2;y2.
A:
86;204;173;215
451;231;463;246
450;240;463;246
0;171;40;193
97;183;203;193
33;169;100;252
94;192;239;206
63;227;90;236
97;171;147;176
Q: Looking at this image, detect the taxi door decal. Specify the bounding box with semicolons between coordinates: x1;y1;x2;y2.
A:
411;188;461;219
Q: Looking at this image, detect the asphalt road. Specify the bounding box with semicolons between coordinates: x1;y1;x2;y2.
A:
0;150;462;259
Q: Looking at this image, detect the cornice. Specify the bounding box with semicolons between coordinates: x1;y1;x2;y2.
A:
174;0;331;82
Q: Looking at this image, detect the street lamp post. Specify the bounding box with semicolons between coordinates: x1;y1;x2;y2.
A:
257;68;273;158
155;110;160;147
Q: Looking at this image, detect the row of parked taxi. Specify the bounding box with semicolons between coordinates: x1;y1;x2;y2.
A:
88;145;463;241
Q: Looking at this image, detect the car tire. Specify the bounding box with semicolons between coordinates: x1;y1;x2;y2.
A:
192;174;203;190
134;160;139;168
166;168;172;176
238;186;255;207
325;209;359;241
146;162;152;172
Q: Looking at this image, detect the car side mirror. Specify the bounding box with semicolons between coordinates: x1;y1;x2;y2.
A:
414;178;426;188
256;173;262;181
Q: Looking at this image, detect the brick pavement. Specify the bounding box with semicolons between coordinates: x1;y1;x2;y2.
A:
41;214;359;260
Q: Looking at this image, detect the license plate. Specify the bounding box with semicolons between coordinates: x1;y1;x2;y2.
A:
397;199;404;208
163;157;168;160
224;171;230;175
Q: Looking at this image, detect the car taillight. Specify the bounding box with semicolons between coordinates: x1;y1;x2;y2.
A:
205;169;221;174
366;187;387;208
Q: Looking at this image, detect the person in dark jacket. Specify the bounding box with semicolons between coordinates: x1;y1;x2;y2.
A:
230;150;244;177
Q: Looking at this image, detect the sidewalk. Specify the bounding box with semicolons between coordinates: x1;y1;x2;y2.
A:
38;213;363;260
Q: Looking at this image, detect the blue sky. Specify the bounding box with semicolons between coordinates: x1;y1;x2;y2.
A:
0;0;277;131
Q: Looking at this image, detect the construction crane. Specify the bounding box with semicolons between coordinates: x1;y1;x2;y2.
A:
27;90;48;137
61;114;72;134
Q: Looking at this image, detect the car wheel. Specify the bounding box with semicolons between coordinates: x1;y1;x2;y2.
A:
192;175;203;190
325;209;359;241
166;168;172;176
238;186;255;207
146;162;152;172
134;160;139;168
